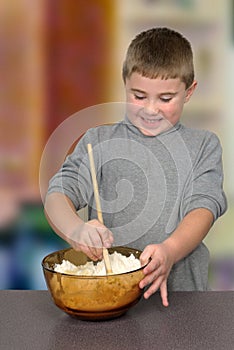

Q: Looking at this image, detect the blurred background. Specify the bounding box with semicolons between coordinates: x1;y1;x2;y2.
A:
0;0;233;290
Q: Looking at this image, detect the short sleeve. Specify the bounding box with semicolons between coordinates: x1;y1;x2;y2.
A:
47;131;93;210
181;132;227;221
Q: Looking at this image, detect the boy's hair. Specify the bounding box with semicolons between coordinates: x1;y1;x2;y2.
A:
122;27;194;89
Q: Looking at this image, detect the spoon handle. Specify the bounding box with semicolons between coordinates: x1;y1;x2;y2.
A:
87;143;112;274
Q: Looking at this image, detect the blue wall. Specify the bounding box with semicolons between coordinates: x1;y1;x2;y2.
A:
0;203;68;290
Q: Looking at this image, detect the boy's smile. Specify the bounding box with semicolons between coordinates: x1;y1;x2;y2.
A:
125;73;196;136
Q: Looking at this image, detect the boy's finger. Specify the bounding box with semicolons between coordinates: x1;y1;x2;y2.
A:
160;281;169;307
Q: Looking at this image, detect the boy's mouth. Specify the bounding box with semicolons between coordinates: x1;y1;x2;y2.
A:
141;116;163;124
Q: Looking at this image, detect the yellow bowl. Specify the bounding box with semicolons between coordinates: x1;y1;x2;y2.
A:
42;247;145;321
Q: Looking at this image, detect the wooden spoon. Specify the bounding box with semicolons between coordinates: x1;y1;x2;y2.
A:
87;143;113;274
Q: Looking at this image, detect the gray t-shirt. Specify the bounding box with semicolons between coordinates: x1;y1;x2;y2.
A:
47;120;227;291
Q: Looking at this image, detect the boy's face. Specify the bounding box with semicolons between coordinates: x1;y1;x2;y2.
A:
125;72;197;136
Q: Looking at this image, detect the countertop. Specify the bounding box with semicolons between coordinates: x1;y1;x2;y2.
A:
1;290;234;350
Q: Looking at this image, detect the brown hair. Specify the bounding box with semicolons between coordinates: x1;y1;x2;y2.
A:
122;27;194;89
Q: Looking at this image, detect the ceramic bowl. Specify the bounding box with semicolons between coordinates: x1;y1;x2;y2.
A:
42;246;145;321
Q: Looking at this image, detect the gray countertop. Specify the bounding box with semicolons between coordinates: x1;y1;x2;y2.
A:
1;290;234;350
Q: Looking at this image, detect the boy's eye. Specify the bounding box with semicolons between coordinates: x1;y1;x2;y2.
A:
134;94;146;100
160;96;173;103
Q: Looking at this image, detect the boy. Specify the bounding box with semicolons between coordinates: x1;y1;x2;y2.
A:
45;27;227;306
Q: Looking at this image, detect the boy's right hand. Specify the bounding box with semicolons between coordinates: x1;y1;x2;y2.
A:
67;219;114;261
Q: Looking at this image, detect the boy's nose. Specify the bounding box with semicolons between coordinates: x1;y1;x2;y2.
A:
144;100;159;115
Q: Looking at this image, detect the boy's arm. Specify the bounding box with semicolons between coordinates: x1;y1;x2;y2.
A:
139;207;213;305
44;192;113;260
44;192;84;239
163;207;213;264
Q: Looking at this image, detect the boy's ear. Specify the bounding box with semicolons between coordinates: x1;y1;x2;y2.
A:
185;80;197;103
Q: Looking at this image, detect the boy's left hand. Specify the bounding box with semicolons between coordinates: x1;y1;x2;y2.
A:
139;243;174;307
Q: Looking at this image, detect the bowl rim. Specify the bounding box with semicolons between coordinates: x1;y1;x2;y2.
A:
41;246;146;278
